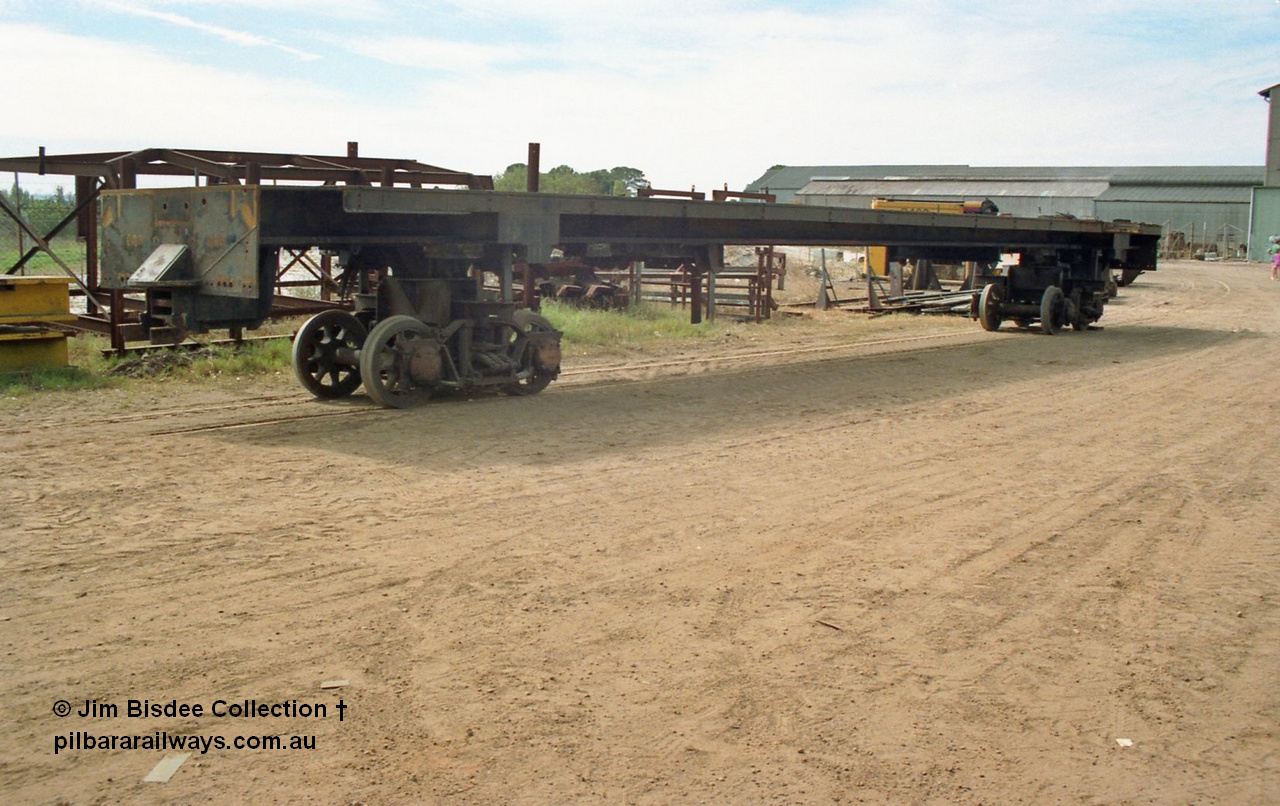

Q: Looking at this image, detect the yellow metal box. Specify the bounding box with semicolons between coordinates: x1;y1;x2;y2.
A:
0;277;76;371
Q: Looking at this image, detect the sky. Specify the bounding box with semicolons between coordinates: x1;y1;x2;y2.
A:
1;0;1278;195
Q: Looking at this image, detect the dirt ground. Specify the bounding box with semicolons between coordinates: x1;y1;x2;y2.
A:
2;260;1278;805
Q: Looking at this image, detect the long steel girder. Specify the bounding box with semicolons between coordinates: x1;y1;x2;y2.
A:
95;184;1160;336
99;184;1161;300
337;187;1160;266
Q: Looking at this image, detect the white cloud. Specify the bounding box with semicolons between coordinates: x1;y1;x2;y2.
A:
0;23;344;151
2;0;1274;195
91;0;390;19
339;36;523;72
353;2;1271;188
95;1;320;59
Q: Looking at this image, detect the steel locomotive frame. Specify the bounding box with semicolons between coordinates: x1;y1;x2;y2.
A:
98;184;1160;407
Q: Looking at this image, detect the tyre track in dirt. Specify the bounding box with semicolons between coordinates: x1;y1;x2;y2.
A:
0;270;1210;448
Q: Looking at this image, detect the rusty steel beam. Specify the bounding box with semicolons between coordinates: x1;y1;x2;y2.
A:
639;187;706;201
0;147;492;189
162;149;243;185
713;187;776;203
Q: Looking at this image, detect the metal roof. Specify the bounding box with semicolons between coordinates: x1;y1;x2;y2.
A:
746;165;966;193
797;179;1110;199
746;165;1264;193
1095;185;1255;204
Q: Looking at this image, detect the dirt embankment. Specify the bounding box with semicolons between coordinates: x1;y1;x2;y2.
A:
2;260;1277;804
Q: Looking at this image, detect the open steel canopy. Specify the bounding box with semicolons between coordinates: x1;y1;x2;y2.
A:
0;146;493;190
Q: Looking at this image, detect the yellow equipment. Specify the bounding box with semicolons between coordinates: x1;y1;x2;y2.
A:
0;277;76;372
867;198;1000;274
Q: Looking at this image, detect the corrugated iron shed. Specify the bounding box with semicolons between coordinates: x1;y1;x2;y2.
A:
746;165;1264;203
1096;185;1254;204
798;180;1110;200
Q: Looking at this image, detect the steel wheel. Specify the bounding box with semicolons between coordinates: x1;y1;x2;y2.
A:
977;283;1002;332
359;315;435;409
291;310;367;398
1040;286;1066;335
506;310;558;396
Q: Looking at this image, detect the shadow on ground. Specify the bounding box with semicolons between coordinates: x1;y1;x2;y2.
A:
212;323;1263;469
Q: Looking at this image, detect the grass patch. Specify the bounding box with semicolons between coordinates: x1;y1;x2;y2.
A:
105;338;293;380
1;331;294;400
539;300;722;351
189;338;292;378
0;331;117;397
0;365;116;396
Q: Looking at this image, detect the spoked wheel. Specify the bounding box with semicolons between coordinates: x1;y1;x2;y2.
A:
1040;286;1066;335
506;310;560;396
359;315;437;409
977;283;1003;332
291;310;367;398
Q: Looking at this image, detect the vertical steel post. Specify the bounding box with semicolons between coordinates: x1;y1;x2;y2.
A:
706;271;716;322
110;164;137;354
13;172;22;268
527;143;540;193
320;253;333;302
500;252;514;303
817;249;829;310
521;262;536;310
690;251;705;325
77;176;99;316
764;255;774;321
705;245;723;322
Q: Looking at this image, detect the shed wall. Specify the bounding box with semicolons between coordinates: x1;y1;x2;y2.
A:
1248;187;1280;261
1097;201;1251;256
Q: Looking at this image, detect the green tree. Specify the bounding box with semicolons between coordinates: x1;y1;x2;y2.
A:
492;163;649;196
493;163;529;192
605;167;649;195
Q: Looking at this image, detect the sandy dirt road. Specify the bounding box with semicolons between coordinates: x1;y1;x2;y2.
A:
2;260;1277;804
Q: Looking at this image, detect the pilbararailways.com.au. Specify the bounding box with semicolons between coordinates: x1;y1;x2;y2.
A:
55;731;316;755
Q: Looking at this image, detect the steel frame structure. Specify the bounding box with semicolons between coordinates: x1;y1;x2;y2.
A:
98;181;1158;337
3;143;1160;405
0;145;490;350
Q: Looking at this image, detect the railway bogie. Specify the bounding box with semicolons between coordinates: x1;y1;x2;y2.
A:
290;283;563;408
967;248;1119;334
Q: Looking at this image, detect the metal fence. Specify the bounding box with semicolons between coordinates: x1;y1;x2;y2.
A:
1;191;88;278
1158;221;1247;260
